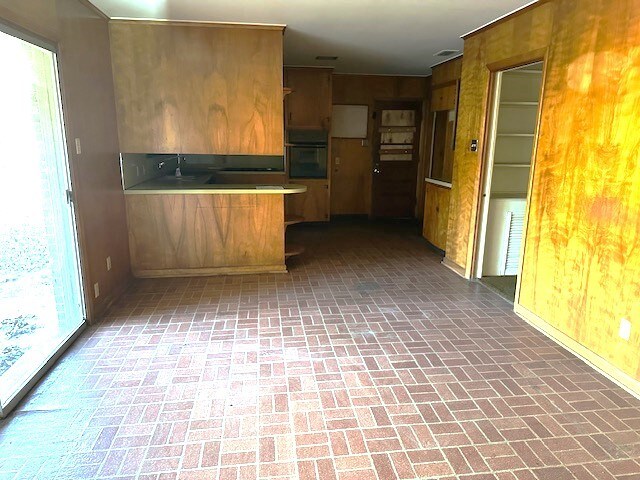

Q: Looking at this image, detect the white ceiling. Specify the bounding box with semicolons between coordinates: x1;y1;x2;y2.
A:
89;0;535;76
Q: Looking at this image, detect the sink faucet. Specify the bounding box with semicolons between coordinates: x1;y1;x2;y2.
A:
176;153;183;177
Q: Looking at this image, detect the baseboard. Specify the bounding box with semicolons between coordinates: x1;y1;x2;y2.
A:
133;265;288;278
90;275;133;323
514;304;640;400
442;257;467;278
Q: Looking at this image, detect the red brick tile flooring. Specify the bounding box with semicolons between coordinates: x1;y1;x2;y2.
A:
1;221;639;479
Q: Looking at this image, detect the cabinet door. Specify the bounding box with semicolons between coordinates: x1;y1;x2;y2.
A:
422;183;450;250
287;179;330;222
110;22;284;155
285;68;332;130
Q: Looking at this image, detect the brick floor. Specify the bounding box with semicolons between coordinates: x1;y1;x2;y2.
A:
1;220;639;479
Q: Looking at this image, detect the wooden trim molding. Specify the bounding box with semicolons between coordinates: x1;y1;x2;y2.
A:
425;178;452;189
133;265;287;278
441;257;467;278
109;18;286;31
515;304;640;400
461;0;554;39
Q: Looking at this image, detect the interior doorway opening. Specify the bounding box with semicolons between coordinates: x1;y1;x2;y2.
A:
474;62;544;302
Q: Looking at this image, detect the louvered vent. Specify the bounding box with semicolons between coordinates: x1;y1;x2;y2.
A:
503;211;525;275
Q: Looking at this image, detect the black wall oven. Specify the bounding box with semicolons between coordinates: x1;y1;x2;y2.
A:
287;130;328;179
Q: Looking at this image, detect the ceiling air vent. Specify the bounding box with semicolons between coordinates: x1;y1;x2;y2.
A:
434;49;460;57
316;56;338;61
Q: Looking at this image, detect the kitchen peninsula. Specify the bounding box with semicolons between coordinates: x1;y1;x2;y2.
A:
124;176;306;278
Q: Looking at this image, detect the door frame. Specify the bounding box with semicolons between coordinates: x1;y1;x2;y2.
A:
0;23;87;417
370;99;423;218
470;54;548;306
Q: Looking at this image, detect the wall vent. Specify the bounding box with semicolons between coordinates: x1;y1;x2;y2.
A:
434;49;460;57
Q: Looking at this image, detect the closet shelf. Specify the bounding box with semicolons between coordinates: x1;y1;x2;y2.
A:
494;163;531;168
500;101;539;106
496;133;535;137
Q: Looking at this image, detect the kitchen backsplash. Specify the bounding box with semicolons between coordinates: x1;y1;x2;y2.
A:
120;153;285;189
120;153;179;189
181;154;284;171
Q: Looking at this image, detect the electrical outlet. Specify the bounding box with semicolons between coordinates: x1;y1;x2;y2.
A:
619;318;631;341
74;138;82;155
93;282;100;299
106;256;112;271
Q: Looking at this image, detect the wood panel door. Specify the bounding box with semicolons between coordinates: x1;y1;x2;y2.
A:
286;179;330;222
371;101;422;218
284;68;332;130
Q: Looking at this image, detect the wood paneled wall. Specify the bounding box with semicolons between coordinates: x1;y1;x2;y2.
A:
445;1;555;271
446;0;640;383
331;75;427;216
422;56;462;249
519;0;640;382
109;21;284;156
422;183;450;251
0;0;131;321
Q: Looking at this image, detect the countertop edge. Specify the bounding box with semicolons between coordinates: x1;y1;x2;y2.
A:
124;185;308;195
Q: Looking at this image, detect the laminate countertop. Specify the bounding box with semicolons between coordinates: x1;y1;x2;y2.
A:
125;174;307;195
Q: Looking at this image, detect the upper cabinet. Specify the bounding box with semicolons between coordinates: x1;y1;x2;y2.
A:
284;67;332;130
109;21;284;155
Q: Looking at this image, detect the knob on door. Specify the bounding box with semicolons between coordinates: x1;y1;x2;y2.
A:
373;166;381;174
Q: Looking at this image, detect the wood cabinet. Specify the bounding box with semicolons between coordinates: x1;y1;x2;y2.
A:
109;21;284;155
284;67;332;130
431;84;458;112
125;193;286;277
422;183;451;251
286;179;330;222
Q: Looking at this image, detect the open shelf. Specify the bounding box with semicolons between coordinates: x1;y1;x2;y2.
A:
500;101;539;106
285;243;305;258
285;215;304;227
494;163;531;168
497;133;535;137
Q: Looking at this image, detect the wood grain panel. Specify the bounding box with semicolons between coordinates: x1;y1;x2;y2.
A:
518;0;640;380
126;194;285;276
330;74;427;216
430;84;458;112
432;56;463;87
445;1;555;271
109;21;284;155
446;0;640;383
109;22;181;153
285;67;332;130
286;179;330;222
422;183;450;250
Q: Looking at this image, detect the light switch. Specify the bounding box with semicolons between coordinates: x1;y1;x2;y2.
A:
74;138;82;155
335;157;341;165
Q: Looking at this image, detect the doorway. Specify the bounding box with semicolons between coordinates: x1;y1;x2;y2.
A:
0;28;85;416
474;62;544;301
371;101;422;218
